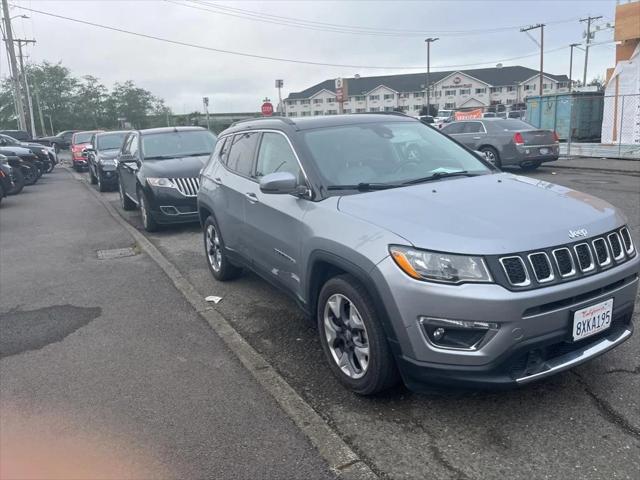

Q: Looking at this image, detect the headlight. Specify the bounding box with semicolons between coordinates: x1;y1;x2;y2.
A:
100;159;116;167
389;245;492;284
147;177;176;188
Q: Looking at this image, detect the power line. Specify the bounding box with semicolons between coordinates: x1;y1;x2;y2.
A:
9;3;570;71
176;0;580;38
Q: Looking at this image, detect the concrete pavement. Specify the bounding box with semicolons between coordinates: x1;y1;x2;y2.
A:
0;168;337;479
553;156;640;174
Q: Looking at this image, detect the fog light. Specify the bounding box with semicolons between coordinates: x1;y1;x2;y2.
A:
420;317;499;351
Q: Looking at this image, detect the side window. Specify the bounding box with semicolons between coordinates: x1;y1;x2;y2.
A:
129;135;139;158
121;134;132;155
255;132;301;180
463;122;483;134
442;122;464;134
203;137;227;175
226;132;259;177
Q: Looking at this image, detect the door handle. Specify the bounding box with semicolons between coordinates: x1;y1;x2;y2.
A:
473;136;481;139
213;177;223;185
244;192;258;204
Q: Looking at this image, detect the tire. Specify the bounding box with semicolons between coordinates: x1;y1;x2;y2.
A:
480;146;501;168
90;167;98;184
118;179;136;211
47;158;55;173
53;143;60;154
520;162;541;171
138;188;159;232
22;165;38;185
8;168;24;195
203;215;242;281
317;274;399;395
97;172;108;192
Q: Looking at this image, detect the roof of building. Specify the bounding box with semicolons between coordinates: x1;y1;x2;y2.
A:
286;66;570;100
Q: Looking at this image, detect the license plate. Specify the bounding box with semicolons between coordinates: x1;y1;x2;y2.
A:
572;298;613;342
539;147;550;154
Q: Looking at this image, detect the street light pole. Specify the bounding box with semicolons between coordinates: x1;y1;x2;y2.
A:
580;16;602;86
568;43;580;92
425;38;438;116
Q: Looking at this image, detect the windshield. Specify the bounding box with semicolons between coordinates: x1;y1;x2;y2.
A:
74;132;95;144
97;132;127;151
0;134;19;145
437;110;452;117
301;121;491;187
491;119;534;131
142;130;216;160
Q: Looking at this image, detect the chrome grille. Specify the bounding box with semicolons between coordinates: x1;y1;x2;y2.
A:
500;257;530;286
592;238;611;267
171;177;200;197
552;248;575;277
528;252;554;283
607;232;624;261
574;243;594;272
620;227;634;255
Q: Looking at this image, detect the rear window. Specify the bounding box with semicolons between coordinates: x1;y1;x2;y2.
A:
97;132;128;151
490;119;534;131
74;132;95;144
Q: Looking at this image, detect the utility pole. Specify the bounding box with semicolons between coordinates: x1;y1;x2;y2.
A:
202;96;210;130
15;38;36;137
1;0;27;130
580;15;602;86
568;43;580;92
520;24;544;127
425;38;438;116
33;85;46;135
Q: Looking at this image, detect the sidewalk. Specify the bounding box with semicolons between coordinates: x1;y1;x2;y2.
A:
551;156;640;174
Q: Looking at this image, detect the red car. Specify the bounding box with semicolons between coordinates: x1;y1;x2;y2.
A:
71;130;103;171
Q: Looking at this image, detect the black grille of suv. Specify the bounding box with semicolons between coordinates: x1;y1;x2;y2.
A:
492;226;636;290
500;257;528;285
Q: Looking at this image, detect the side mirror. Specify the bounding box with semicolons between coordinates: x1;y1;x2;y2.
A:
260;171;302;195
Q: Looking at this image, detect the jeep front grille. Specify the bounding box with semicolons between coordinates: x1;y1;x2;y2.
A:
171;177;200;197
496;226;635;289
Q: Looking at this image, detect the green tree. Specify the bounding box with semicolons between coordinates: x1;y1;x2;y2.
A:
27;62;78;131
74;75;108;129
106;80;166;129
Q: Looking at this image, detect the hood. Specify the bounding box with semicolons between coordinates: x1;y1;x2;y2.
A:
337;173;625;255
141;154;209;178
0;146;35;156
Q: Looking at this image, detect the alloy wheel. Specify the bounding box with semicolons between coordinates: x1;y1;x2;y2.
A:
206;224;222;272
323;293;370;379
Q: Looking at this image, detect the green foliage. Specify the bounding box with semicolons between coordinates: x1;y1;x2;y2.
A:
0;61;170;134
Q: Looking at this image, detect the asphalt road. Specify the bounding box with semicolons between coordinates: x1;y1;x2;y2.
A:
0;167;337;479
4;158;640;480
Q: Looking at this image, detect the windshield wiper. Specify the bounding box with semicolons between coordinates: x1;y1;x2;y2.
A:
182;152;211;157
327;182;400;191
401;170;476;185
145;155;179;160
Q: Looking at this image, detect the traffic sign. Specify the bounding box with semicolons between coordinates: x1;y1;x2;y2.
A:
261;102;274;116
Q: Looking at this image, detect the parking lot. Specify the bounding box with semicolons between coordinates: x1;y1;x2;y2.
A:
3;155;639;479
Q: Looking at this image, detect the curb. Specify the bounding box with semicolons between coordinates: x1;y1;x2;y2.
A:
67;166;378;480
544;164;640;176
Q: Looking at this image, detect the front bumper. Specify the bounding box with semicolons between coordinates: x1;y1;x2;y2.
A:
144;186;199;225
98;167;118;184
372;254;639;390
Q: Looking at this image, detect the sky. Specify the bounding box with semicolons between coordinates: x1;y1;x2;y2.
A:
1;0;622;113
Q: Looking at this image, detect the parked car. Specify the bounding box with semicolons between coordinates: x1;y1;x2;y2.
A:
0;134;55;172
117;126;216;232
508;110;526;119
483;112;497;118
86;130;130;191
441;118;559;170
0;156;14;204
37;130;79;153
0;145;40;185
70;130;103;171
197;114;638;395
0;129;31;142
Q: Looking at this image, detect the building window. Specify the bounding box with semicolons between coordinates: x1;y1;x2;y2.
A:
475;88;486;94
356;108;366;113
369;107;380;112
459;89;471;95
327;97;336;103
313;98;323;104
524;85;531;91
313;110;323;116
506;99;515;105
444;102;456;109
414;104;422;110
490;87;503;93
344;108;352;113
543;83;553;90
445;90;456;96
327;109;337;115
490;100;502;105
301;111;310;116
383;93;395;100
414;92;424;98
506;86;516;92
557;82;568;89
355;95;366;101
288;112;297;117
300;99;310;105
383;106;393;112
369;94;380;101
287;100;298;106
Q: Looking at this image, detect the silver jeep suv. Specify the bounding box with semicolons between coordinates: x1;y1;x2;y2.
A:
197;114;638;395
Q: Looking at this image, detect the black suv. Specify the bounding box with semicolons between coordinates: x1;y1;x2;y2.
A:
86;130;130;191
38;130;78;153
117;126;216;232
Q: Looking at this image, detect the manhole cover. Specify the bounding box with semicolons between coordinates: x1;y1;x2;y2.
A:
96;247;137;260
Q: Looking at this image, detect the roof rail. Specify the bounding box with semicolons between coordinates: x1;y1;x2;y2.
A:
352;111;415;118
230;116;296;128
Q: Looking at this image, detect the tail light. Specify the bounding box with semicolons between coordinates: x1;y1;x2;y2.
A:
552;131;559;142
513;132;524;145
